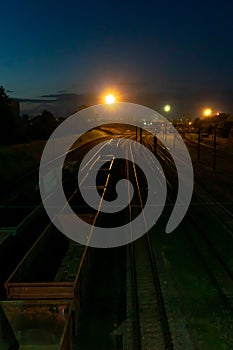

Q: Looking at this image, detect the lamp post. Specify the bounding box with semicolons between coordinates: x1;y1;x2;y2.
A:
213;125;217;172
197;127;201;162
212;115;221;172
202;107;218;171
197;107;213;163
163;104;171;142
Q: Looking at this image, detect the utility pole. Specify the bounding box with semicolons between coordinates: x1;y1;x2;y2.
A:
154;135;157;155
173;132;176;149
164;123;167;142
197;128;201;162
213;126;217;172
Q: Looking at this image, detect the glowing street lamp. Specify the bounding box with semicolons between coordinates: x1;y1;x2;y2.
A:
164;104;171;113
105;94;116;104
163;104;171;141
203;108;212;117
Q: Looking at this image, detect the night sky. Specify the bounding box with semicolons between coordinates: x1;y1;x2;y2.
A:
1;0;233;118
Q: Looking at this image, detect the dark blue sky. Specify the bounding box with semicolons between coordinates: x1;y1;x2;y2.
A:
1;0;233;117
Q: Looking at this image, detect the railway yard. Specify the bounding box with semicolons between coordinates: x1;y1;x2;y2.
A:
0;125;233;349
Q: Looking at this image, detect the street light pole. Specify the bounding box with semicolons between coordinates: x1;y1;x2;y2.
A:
197;128;201;163
140;127;142;144
154;135;157;155
213;125;217;172
163;104;171;143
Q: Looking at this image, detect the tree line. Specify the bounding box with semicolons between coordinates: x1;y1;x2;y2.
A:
0;86;60;145
193;113;233;138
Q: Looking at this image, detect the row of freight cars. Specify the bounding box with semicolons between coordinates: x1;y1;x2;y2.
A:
0;161;93;349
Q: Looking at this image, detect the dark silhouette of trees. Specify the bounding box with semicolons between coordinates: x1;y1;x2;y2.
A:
0;86;60;143
221;121;233;138
193;117;202;129
0;86;9;102
29;110;59;140
0;86;26;144
192;113;233;138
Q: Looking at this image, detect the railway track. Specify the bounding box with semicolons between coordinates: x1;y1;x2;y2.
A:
154;140;233;297
156;139;233;234
145;134;233;347
125;141;173;350
73;135;175;349
1;127;232;348
123;132;233;348
0;137;118;348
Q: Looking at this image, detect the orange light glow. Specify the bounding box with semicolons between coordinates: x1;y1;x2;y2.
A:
203;108;212;117
105;94;116;104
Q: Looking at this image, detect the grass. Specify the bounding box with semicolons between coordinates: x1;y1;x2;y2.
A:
0;127;116;194
0;141;46;187
185;132;233;153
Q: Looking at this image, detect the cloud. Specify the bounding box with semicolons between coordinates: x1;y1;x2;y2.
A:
19;92;98;117
57;90;68;93
40;94;62;98
16;98;57;103
18;88;233;119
